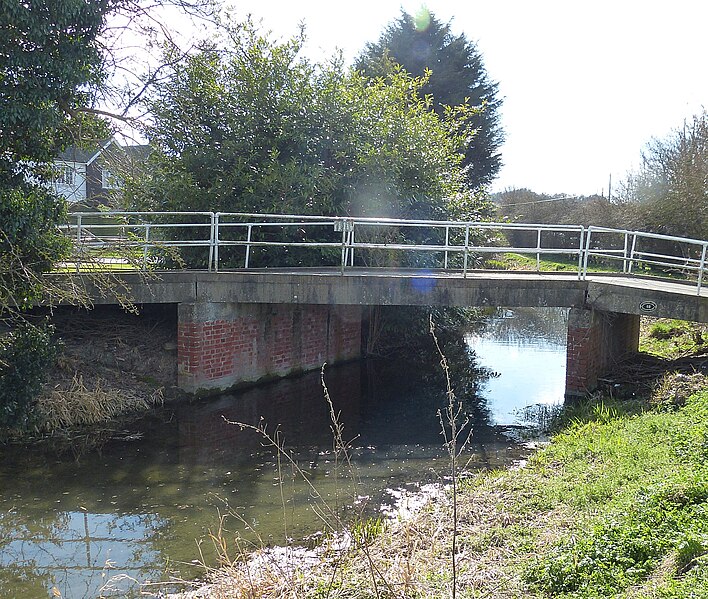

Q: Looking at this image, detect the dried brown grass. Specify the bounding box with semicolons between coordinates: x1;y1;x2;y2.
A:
651;371;707;408
37;373;163;431
169;474;559;599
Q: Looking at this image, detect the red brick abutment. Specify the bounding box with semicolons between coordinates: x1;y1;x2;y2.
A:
48;269;708;398
177;302;361;394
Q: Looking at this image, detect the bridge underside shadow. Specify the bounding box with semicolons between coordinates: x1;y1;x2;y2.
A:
50;269;707;398
565;308;640;397
174;299;639;399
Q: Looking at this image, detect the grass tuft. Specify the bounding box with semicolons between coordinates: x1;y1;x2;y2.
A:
37;374;163;431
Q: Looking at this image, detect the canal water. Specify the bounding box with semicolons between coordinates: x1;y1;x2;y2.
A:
0;308;568;598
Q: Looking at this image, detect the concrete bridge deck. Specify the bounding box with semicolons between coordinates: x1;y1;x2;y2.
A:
66;268;708;323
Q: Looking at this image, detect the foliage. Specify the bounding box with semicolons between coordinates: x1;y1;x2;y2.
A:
356;8;504;189
0;186;71;311
494;188;624;227
0;0;112;315
523;388;708;597
0;0;107;176
0;321;58;430
527;479;708;594
640;318;707;359
126;22;494;267
621;111;708;240
497;111;708;247
130;24;487;217
0;1;125;433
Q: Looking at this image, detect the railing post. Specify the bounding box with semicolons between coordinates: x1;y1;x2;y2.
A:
582;228;592;279
142;224;150;270
349;228;355;266
628;233;638;274
245;223;252;269
576;227;585;280
697;243;707;295
463;224;470;278
340;220;347;275
209;213;217;272
444;225;450;269
536;228;542;271
75;214;82;273
622;232;629;273
344;226;351;267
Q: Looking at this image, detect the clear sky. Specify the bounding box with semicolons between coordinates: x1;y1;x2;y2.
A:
212;0;708;197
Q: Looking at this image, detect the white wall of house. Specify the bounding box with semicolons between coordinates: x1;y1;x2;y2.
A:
52;161;86;203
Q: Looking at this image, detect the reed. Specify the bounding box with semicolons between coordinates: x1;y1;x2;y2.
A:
37;373;163;430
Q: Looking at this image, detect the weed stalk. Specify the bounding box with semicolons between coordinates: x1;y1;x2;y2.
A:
430;314;472;599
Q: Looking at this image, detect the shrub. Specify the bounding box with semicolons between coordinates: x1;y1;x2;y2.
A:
0;320;58;430
649;321;687;340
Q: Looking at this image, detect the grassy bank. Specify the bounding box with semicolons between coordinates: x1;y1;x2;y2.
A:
177;321;708;598
175;385;708;598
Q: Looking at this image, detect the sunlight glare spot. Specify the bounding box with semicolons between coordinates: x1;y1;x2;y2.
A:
413;6;431;32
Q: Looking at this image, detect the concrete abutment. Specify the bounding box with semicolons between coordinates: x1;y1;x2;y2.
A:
177;302;362;395
565;307;640;398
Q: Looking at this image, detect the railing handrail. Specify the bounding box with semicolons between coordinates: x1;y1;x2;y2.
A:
60;211;708;295
587;225;708;246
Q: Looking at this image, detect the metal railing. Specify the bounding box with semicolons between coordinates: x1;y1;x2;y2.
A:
582;226;708;294
60;211;708;295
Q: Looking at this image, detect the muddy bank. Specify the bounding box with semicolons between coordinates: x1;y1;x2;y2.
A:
49;304;179;397
29;305;182;435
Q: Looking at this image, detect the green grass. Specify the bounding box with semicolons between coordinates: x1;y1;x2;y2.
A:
54;261;141;272
465;386;708;598
640;318;708;358
486;252;619;273
486;252;697;282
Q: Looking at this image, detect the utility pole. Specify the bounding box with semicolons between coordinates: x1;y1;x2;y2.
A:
608;173;612;202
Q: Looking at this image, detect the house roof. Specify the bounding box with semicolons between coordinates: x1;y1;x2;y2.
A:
56;138;151;165
57;143;106;163
124;144;152;160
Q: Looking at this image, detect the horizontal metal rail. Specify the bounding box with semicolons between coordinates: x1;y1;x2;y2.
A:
60;212;708;294
583;226;708;294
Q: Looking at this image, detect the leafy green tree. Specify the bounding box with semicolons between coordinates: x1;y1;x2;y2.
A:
0;0;107;176
0;0;110;431
356;8;504;190
132;25;485;217
0;0;110;312
126;24;494;267
0;322;58;430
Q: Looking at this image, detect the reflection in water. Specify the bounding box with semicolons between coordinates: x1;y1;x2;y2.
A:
0;309;568;598
467;307;568;426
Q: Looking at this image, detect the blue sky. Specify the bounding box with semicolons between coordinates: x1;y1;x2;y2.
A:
208;0;707;197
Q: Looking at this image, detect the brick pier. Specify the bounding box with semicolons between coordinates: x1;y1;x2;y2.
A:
177;302;362;394
565;307;640;397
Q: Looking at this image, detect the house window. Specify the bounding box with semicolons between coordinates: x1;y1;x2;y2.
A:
54;164;75;186
101;168;122;190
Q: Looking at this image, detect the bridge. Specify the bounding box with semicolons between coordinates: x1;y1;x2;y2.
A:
56;211;708;397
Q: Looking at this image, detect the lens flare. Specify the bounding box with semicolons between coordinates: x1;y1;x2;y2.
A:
411;271;436;294
413;6;431;32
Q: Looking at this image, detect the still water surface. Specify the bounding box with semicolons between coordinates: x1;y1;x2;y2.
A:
0;308;567;598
